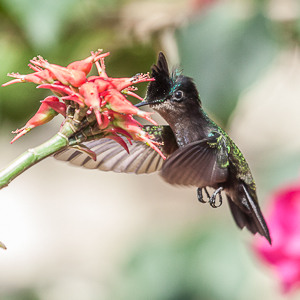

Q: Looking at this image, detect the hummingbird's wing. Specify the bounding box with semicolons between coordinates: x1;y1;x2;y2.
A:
161;133;228;188
54;125;178;174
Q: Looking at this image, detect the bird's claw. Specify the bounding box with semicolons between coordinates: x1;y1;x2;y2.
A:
208;187;223;208
197;188;206;203
197;187;211;203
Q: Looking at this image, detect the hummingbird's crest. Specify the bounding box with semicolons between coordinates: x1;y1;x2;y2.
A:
145;52;172;104
145;52;200;106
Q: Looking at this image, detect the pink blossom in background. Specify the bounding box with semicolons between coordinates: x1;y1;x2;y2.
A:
190;0;217;12
254;181;300;293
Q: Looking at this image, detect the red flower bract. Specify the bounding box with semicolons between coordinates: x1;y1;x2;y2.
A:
2;69;55;86
67;50;110;75
10;96;64;144
2;49;165;159
30;56;87;87
79;81;103;124
253;181;300;293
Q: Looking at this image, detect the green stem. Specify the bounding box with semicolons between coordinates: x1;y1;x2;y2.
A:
0;133;69;190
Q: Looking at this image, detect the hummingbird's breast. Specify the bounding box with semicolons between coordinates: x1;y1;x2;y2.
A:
153;102;212;148
171;112;211;148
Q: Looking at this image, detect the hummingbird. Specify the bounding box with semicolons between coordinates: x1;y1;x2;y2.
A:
55;52;271;244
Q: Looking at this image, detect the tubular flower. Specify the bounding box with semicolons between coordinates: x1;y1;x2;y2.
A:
67;50;110;75
79;82;102;125
37;83;74;97
253;181;300;293
107;73;155;91
41;97;67;117
10;96;63;144
30;56;87;87
102;89;156;124
2;49;164;159
2;69;55;86
112;113;166;159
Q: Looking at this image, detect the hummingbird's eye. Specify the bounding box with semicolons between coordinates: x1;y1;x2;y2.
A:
173;90;183;101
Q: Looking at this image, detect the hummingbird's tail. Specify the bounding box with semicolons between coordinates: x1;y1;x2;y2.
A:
227;186;271;244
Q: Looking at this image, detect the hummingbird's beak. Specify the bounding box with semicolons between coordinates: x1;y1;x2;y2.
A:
135;100;149;108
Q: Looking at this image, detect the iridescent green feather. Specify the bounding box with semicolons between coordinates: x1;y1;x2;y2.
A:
201;108;255;189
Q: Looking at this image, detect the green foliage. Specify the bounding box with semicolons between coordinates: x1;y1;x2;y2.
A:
177;2;277;126
109;224;263;300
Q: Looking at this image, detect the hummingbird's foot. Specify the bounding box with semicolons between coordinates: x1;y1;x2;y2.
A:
209;187;223;208
197;188;205;203
197;187;210;203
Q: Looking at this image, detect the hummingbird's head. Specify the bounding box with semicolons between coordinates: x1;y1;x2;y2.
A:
136;52;201;118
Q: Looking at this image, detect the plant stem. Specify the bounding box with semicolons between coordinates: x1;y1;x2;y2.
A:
0;133;69;190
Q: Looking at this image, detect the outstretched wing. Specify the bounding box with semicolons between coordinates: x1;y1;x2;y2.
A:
54;125;178;174
161;132;229;188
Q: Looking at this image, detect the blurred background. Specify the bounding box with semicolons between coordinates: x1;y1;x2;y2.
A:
1;0;300;299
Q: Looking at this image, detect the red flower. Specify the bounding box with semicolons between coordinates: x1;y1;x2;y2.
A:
93;78;111;93
41;97;66;117
3;50;164;160
101;89;156;125
107;73;154;91
30;56;87;87
79;82;103;124
37;83;74;97
10;96;64;144
112;113;165;159
2;69;55;86
67;50;109;75
254;181;300;293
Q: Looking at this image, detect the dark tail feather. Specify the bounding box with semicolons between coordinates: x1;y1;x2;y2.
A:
227;191;271;244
